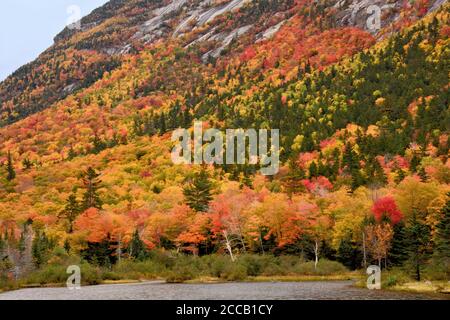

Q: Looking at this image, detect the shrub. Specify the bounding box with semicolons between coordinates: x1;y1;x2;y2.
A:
165;265;195;283
384;275;398;287
222;263;247;281
293;259;348;275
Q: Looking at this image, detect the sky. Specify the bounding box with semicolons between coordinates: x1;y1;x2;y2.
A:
0;0;109;81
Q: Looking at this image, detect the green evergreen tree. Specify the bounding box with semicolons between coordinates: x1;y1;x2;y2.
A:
308;161;318;178
183;168;214;212
32;232;55;268
159;112;167;135
6;151;15;181
81;167;103;211
406;211;432;281
350;168;365;192
336;235;361;270
373;160;388;186
59;193;82;233
128;229;148;261
389;222;409;266
92;135;107;154
435;194;450;264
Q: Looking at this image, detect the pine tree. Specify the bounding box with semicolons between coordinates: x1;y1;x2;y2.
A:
350;168;365;192
32;232;55;268
92;134;107;154
336;235;361;270
283;160;306;197
435;194;450;262
128;229;148;261
81;167;103;211
308;161;318;178
59;193;81;233
406;211;432;281
6;151;15;181
159;112;167;135
183;168;214;212
389;222;409;266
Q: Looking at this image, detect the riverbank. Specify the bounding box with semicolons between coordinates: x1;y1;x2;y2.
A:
2;253;448;296
1;280;448;300
0;273;359;293
3;273;449;299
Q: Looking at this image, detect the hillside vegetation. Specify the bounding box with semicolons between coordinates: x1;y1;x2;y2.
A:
0;0;449;289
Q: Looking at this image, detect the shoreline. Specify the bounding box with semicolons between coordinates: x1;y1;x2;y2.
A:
2;274;449;298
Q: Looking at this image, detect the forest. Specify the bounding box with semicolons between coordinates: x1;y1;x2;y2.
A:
0;0;449;291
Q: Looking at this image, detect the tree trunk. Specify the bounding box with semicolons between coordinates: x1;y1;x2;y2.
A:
223;231;235;262
117;234;122;264
259;231;265;254
313;240;319;270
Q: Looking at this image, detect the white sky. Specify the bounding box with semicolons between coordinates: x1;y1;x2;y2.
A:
0;0;109;81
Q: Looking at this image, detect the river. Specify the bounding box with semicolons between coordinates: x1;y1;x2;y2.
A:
0;280;447;300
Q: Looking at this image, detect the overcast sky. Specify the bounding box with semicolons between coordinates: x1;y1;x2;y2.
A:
0;0;109;81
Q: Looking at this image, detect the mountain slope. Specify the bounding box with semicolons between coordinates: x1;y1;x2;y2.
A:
0;0;449;280
0;0;444;126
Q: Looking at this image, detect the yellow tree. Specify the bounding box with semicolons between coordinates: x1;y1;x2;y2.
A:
365;223;394;269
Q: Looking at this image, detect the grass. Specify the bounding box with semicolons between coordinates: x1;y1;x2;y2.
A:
0;252;357;291
392;281;450;294
353;266;450;295
2;251;448;296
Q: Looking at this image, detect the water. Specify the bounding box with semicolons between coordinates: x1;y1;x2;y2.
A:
0;281;447;300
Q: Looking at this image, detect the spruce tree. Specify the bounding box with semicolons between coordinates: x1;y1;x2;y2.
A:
183;168;214;212
406;211;432;281
6;151;15;181
32;232;55;268
159;112;167;135
308;161;318;178
81;167;103;211
336;235;361;270
435;194;450;263
59;193;81;233
389;222;409;266
128;229;148;261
